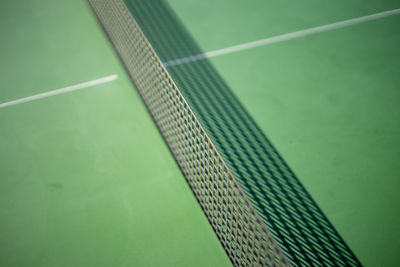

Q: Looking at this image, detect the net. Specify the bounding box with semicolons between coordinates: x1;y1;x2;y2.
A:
88;1;361;266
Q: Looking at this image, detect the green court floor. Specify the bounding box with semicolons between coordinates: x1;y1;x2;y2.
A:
1;0;399;266
166;0;400;266
0;1;230;266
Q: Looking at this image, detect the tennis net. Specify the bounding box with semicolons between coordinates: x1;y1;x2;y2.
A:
88;1;361;266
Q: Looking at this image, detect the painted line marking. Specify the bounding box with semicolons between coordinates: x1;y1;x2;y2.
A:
163;8;400;67
0;74;118;108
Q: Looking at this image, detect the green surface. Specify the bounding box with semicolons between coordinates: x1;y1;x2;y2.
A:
0;1;231;266
166;0;400;266
166;0;400;52
2;0;399;266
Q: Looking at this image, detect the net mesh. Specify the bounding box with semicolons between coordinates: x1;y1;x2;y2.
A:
88;1;362;266
88;0;290;266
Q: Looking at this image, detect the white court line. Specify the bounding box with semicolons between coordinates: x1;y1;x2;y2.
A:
163;8;400;67
0;74;118;108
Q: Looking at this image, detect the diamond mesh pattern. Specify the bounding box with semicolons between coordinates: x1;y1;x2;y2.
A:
121;1;362;266
88;0;290;266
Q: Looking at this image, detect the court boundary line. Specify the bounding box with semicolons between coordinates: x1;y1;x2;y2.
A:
163;8;400;67
0;74;118;108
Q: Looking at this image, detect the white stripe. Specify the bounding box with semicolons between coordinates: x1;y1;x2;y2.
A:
163;8;400;67
0;74;118;108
